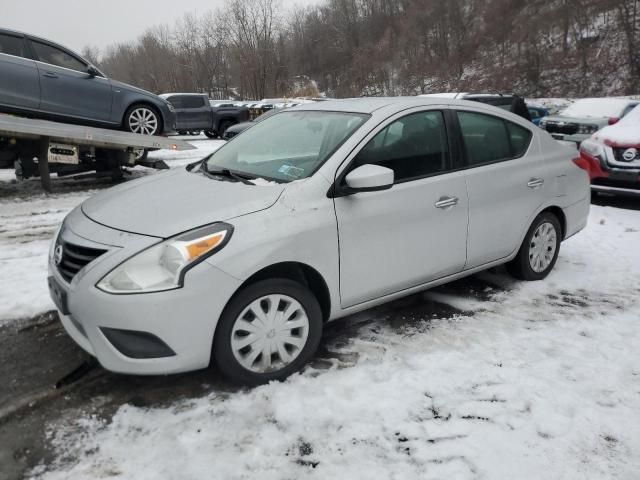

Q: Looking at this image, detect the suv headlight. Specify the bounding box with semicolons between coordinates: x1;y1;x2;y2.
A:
97;223;233;294
577;124;598;135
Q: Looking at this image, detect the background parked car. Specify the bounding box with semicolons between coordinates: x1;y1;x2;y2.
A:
0;28;176;136
223;107;283;140
527;105;549;126
160;93;249;138
578;105;640;196
539;98;639;145
420;93;533;122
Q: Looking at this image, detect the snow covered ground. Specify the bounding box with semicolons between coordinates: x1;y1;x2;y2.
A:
0;136;224;325
21;204;640;479
1;135;639;479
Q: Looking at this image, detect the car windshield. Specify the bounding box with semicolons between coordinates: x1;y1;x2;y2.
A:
204;110;369;182
254;108;281;123
560;99;629;118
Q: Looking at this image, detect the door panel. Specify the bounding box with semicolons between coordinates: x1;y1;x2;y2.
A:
336;173;469;307
169;95;211;130
0;34;40;109
457;110;547;268
334;109;468;308
31;40;112;122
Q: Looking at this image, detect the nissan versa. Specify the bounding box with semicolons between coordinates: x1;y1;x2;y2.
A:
48;98;590;385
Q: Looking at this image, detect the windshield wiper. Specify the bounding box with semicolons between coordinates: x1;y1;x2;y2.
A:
204;167;255;185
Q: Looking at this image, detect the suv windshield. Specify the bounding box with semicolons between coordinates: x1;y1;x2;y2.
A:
204;110;368;182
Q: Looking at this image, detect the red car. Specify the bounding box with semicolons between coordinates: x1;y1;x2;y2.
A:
578;105;640;196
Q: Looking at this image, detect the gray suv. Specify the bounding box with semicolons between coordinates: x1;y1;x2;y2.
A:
0;28;176;135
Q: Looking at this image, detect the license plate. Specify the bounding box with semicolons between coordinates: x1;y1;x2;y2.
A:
48;142;79;164
48;276;69;315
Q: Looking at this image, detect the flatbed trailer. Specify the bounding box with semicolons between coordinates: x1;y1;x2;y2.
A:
0;113;195;191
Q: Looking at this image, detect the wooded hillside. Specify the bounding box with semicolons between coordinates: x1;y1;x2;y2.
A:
85;0;640;99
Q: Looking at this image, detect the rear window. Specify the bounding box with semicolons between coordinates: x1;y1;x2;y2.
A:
0;33;26;58
457;111;532;166
168;96;206;109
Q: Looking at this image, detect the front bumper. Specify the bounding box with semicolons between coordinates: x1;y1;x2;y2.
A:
49;207;242;375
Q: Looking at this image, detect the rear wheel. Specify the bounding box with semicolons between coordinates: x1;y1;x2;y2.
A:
124;104;161;136
508;212;561;280
213;279;323;386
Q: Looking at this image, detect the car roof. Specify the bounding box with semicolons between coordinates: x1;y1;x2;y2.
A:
291;96;495;114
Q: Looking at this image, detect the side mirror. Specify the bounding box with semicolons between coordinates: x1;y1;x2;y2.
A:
343;164;394;194
87;65;100;77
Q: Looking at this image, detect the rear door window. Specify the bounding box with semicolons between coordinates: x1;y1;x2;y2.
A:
0;33;27;58
457;111;532;167
31;41;87;72
181;96;206;108
353;110;450;182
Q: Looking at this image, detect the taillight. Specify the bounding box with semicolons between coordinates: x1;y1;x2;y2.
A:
608;117;619;125
575;139;608;180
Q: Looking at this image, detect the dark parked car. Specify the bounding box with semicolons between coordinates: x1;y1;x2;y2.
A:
223;107;282;140
160;93;249;138
0;28;176;135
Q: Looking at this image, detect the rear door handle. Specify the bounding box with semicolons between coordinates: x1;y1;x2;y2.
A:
43;72;58;78
527;178;544;189
435;196;459;209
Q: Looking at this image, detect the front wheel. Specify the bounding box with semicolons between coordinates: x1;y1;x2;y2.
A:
204;130;218;139
213;279;323;386
508;212;561;280
124;105;161;135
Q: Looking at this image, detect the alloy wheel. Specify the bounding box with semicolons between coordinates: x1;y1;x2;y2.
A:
128;107;159;135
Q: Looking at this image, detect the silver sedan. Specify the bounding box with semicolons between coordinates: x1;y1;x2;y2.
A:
48;97;590;385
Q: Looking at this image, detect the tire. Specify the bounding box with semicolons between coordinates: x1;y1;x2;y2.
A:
189;130;201;136
218;120;233;136
507;211;562;281
204;130;218;139
132;148;148;163
124;104;162;136
213;278;323;386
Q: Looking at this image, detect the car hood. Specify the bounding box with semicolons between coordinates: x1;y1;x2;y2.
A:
81;168;285;238
110;79;165;102
543;115;608;126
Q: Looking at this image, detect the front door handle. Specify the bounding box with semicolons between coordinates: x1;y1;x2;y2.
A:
527;178;544;189
435;196;459;209
43;72;58;78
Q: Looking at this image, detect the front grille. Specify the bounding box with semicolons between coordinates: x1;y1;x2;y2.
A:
544;122;579;135
613;147;640;163
56;240;107;283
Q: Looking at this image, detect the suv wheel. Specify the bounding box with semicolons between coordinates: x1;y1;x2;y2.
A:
508;212;561;280
125;105;161;135
213;279;323;386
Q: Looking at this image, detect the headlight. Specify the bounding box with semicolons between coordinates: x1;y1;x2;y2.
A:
97;223;233;294
577;124;598;135
539;119;547;128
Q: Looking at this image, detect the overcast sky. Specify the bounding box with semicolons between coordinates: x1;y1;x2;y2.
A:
4;0;309;53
